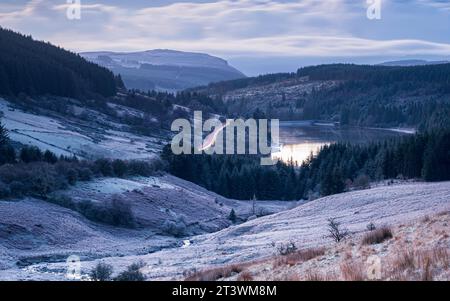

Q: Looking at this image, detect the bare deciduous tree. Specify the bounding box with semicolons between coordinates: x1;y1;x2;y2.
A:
326;218;349;243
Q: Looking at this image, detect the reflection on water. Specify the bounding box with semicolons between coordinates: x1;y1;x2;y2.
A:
272;122;410;165
272;142;327;165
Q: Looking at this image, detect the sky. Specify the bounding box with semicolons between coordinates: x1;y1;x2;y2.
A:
1;0;450;75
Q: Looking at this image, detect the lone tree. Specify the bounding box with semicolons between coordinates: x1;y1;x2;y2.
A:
228;209;237;223
326;218;349;243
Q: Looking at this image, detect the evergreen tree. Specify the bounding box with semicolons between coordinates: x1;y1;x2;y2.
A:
228;209;237;223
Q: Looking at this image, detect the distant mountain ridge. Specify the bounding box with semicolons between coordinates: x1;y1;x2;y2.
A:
378;59;450;66
81;49;246;92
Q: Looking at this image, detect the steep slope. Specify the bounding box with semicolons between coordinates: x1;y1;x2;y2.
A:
0;28;121;98
1;181;448;280
81;50;245;92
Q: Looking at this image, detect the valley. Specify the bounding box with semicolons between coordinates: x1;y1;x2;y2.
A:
0;26;449;282
0;181;448;280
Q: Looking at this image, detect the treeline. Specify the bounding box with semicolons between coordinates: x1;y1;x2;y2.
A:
0;27;122;99
193;63;450;129
121;90;226;115
162;130;450;200
0;121;163;199
194;72;297;95
300;64;450;128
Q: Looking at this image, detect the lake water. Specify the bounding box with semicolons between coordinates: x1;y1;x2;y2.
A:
271;121;414;165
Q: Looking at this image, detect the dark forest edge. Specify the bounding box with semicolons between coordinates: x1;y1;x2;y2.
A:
162;129;450;201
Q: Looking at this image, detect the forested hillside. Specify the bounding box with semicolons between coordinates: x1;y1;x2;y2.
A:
195;64;450;130
162;130;450;200
0;28;122;98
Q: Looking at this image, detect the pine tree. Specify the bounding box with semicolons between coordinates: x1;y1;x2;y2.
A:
228;209;237;223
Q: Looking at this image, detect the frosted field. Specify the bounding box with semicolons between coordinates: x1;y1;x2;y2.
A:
0;181;448;280
0;175;295;280
0;98;163;159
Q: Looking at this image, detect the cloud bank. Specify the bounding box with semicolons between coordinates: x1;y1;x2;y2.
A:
1;0;450;74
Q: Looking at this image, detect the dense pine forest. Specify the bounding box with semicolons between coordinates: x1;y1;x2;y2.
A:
196;63;450;129
162;130;450;200
0;28;122;99
298;64;450;130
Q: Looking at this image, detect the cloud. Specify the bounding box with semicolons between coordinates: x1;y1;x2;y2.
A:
0;0;449;64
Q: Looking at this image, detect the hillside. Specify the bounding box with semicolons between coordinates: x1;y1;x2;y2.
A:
194;64;450;129
0;28;122;99
0;174;294;279
81;50;245;92
1;181;448;280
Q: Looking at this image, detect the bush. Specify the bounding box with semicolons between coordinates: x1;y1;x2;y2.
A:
90;262;113;281
162;216;187;237
115;262;146;281
77;197;136;228
366;222;376;231
78;167;93;181
47;194;77;210
112;159;128;177
362;226;393;245
277;242;297;256
127;160;153;177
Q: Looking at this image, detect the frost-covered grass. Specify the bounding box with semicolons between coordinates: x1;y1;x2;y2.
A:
0;181;448;281
0;98;163;159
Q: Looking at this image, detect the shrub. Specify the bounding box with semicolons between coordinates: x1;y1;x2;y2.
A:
162;216;187;237
47;194;77;210
127;160;153;176
112;159;128;177
77;197;136;228
115;262;146;281
78;167;93;181
326;218;349;243
366;222;376;231
90;262;113;281
94;159;114;176
277;242;297;256
362;226;393;245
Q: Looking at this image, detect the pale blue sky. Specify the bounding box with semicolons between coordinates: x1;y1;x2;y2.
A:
1;0;450;75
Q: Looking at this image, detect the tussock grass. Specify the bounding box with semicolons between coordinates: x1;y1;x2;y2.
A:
362;226;393;245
